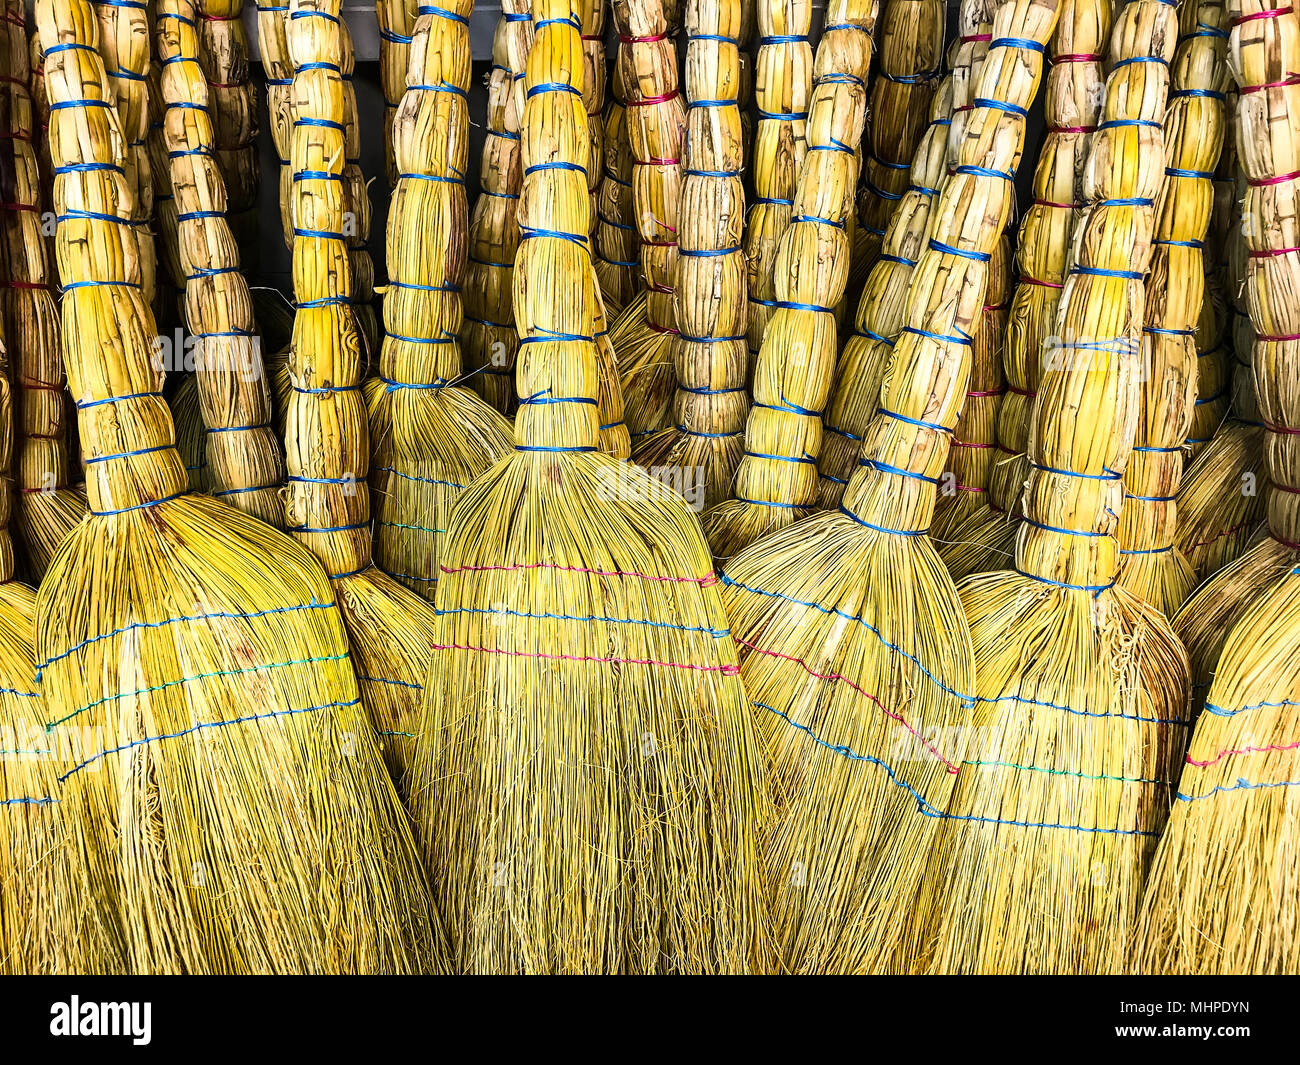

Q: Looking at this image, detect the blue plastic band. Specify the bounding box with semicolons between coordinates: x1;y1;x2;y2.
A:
1015;568;1115;596
57;210;129;225
1072;264;1143;280
688;99;740;109
291;520;370;535
747;449;816;465
1098;118;1161;131
598;212;635;231
929;238;991;262
751;195;795;207
296;295;349;309
532;15;576;29
1145;326;1196;337
1098;197;1154;207
89;490;186;517
85;443;172;466
903;324;973;347
955;164;1014;183
795;213;846;229
62;279;141;292
1023;516;1108;538
206;423;270;434
49;99;113;112
1125;491;1176;502
1119;545;1174;555
488;129;521;141
678;382;745;394
775;300;835;314
516;445;599;453
839;504;925;536
524;160;587;176
974;97;1027;118
825;423;863;441
680;245;743;258
876;406;954;433
527;82;582;99
754;397;823;418
293;228;345;241
854;327;896;346
387;278;461;294
910;183;940;197
294;117;345;131
756;109;809;122
1171;88;1225;100
176;211;224;222
298;62;341;73
863;458;939;485
1113;55;1168;68
379;376;447;391
289;8;338;22
759;34;810;44
521;225;588;247
684;167;743;178
878;254;917;269
519;391;598;407
1032;460;1122;481
1165;166;1214;180
990;37;1047;53
55;162;123;175
1153;238;1204;248
865;180;903;202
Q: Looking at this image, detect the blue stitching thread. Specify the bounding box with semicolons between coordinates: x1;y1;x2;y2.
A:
436;606;729;637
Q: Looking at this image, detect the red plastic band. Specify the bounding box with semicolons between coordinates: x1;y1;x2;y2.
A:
951;440;997;449
1240;73;1300;93
989;502;1008;514
648;283;676;295
1249;245;1300;257
0;74;26;86
0;202;38;213
1264;420;1300;435
1230;6;1293;25
1273;534;1300;550
1248;168;1300;186
960;33;992;43
641;238;677;247
967;389;1003;398
199;13;238;20
647;322;679;335
0;130;33;141
982;303;1008;314
3;12;23;26
1053;52;1102;63
1049;125;1096;134
20;379;63;391
1257;332;1300;341
1020;274;1063;289
581;34;602;41
4;280;50;291
628;91;681;107
956;484;987;493
954;104;974;113
1270;480;1300;494
206;81;241;89
1007;385;1038;398
619;32;669;44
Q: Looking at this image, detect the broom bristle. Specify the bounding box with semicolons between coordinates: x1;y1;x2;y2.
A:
906;0;1192;975
36;0;442;971
593;68;642;316
407;3;771;973
1174;421;1266;579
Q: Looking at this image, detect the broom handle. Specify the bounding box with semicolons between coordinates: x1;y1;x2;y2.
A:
1227;1;1300;547
1118;0;1229;560
984;0;1109;517
460;0;532;411
155;0;284;519
37;0;189;516
282;0;371;576
669;0;748;443
1;3;74;512
839;0;1059;534
513;0;600;451
744;0;812;363
611;0;685;335
727;0;877;512
1015;0;1178;592
380;0;473;396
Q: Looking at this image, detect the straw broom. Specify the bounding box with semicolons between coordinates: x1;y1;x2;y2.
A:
1174;175;1267;579
195;2;260;274
630;0;748;511
718;0;1055;976
702;3;879;559
579;0;605;244
256;0;294;243
593;67;642;315
37;0;440;972
905;0;1190;975
155;0;285;526
609;0;686;444
1135;2;1300;972
1115;0;1229;615
937;0;1109;579
377;0;418;187
817;0;996;512
406;0;770;973
460;0;531;416
855;0;943;270
340;43;378;360
1;9;86;578
370;3;514;601
743;0;812;375
816;72;955;508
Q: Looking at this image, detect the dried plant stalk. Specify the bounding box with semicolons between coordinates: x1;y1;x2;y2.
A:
631;0;748;511
340;41;377;359
196;2;259;272
593;67;641;315
371;3;514;602
580;0;605;242
611;0;687;443
256;0;294;243
1136;0;1300;976
743;0;812;369
407;0;770;973
855;0;943;268
1115;0;1229;615
817;73;956;507
156;0;285;525
38;0;440;972
937;2;1110;579
703;8;877;557
460;0;531;415
1;9;85;577
376;0;418;187
909;0;1189;975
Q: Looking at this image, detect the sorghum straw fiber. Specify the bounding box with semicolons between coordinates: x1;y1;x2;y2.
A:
579;0;606;244
197;1;260;272
1174;184;1267;579
719;0;1052;976
937;0;1109;579
256;0;294;242
631;0;749;511
907;0;1190;975
744;0;812;372
0;5;105;974
594;69;642;315
703;2;877;558
610;0;686;444
341;35;379;360
1114;0;1229;615
37;0;439;972
377;0;419;187
156;0;285;526
460;0;532;416
282;0;455;794
1;4;86;577
1136;0;1300;974
816;71;956;509
406;2;770;973
371;3;513;600
855;0;943;269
